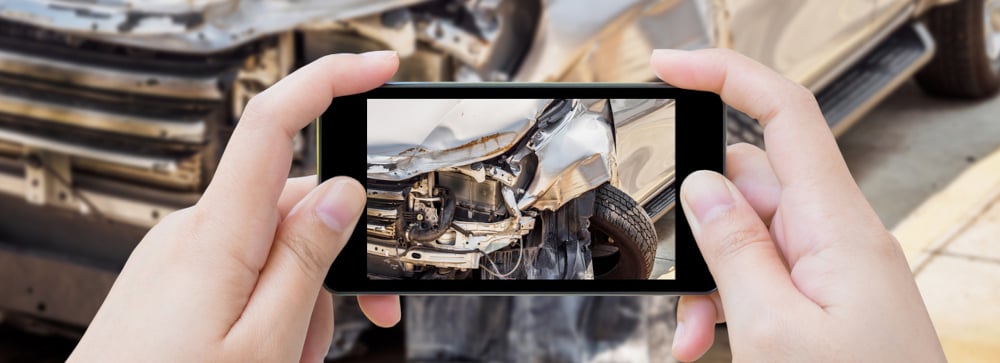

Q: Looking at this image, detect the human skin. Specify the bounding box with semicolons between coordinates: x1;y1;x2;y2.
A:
652;49;946;362
68;51;402;363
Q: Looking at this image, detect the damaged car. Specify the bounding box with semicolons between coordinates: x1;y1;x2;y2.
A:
366;98;675;280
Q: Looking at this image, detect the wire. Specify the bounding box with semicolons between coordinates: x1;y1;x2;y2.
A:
479;238;524;280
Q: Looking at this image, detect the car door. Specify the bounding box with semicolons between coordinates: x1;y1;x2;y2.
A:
724;0;877;90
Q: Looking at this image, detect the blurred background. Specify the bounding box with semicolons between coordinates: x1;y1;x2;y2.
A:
0;0;998;361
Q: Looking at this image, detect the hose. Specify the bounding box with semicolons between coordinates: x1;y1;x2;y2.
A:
406;188;456;242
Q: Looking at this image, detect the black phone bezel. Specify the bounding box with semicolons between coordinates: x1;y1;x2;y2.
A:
320;82;721;294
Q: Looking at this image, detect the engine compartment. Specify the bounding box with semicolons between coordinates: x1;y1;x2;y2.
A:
366;164;539;280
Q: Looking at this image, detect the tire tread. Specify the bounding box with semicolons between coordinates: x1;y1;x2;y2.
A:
916;0;1000;98
592;184;658;279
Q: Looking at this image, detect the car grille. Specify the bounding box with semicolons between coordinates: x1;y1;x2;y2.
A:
366;179;411;241
0;19;277;193
0;18;297;229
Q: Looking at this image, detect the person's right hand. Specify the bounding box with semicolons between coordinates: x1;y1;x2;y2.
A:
651;49;946;362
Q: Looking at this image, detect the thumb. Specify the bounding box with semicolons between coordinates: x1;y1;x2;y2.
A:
680;171;804;319
228;176;366;356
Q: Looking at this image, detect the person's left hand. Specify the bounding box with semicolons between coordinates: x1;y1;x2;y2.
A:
68;51;402;363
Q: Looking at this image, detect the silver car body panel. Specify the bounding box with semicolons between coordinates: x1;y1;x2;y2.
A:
610;98;676;204
0;0;945;86
0;0;426;53
517;100;616;211
366;96;675;212
0;0;940;227
513;0;716;82
366;98;544;181
367;98;625;212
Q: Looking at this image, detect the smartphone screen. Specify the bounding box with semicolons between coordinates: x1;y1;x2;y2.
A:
322;83;721;294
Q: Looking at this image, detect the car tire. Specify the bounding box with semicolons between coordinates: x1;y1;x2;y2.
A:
916;0;1000;98
589;183;658;279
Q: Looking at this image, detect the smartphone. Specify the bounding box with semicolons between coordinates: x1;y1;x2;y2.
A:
320;83;722;294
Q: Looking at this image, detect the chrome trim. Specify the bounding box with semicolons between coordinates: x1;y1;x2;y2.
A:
367;188;405;201
0;170;179;228
77;188;179;228
366;206;398;219
830;23;936;136
0;140;198;189
808;3;915;92
0;169;23;197
367;242;481;269
636;175;674;206
0;128;179;174
367;222;396;239
0;49;223;100
0;93;205;143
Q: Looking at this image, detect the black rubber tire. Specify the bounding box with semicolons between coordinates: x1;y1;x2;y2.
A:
916;0;1000;98
589;183;658;279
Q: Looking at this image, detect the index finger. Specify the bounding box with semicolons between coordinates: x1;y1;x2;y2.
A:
650;48;856;193
195;52;397;264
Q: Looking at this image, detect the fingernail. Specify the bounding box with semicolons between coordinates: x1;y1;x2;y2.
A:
361;50;398;61
672;321;685;352
316;178;366;232
682;171;735;224
651;49;687;80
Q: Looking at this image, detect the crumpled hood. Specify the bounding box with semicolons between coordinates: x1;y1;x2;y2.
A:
0;0;424;52
367;98;547;180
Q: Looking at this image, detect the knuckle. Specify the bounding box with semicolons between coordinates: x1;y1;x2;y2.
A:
710;214;773;264
240;93;276;127
789;82;819;107
275;226;328;277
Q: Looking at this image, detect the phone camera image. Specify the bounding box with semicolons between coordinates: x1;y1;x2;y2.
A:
322;83;721;294
365;98;675;281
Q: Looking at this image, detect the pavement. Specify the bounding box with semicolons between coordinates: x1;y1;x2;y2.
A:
892;143;1000;362
842;80;1000;362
